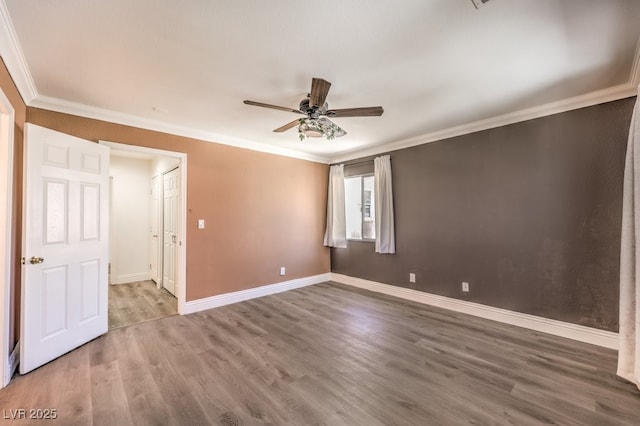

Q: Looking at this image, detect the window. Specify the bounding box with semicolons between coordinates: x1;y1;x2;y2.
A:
345;175;375;240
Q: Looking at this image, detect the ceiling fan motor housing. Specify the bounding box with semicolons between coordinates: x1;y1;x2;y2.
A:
299;98;328;118
244;77;383;137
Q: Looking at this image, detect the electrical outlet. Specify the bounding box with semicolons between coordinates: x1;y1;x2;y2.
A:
280;266;286;276
198;219;205;229
462;282;470;292
409;273;416;283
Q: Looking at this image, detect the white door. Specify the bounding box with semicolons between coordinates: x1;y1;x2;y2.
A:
162;167;179;296
149;175;160;285
20;124;109;374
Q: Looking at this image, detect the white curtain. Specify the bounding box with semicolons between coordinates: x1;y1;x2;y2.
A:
619;88;640;390
323;164;347;248
374;155;395;254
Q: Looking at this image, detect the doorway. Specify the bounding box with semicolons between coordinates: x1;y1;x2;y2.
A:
0;88;15;388
14;129;187;378
108;149;182;328
102;141;187;326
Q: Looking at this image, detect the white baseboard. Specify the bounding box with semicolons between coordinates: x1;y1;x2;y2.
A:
331;273;619;350
110;272;151;285
183;273;332;315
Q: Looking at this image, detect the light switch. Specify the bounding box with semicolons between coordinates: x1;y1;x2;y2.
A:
198;219;205;229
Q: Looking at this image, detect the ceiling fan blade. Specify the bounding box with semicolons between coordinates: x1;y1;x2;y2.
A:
273;119;301;133
325;106;384;117
318;118;347;138
243;100;304;114
310;78;331;108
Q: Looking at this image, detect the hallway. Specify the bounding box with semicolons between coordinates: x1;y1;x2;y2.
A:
108;280;177;329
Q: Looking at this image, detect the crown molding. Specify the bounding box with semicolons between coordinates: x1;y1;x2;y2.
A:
331;35;640;164
0;0;37;104
2;0;639;166
0;1;329;164
30;95;330;164
330;81;639;163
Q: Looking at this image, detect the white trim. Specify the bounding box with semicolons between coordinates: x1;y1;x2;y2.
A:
331;273;619;350
1;1;327;163
0;88;14;388
33;96;330;164
183;273;331;315
0;0;37;104
332;35;640;163
100;140;183;161
32;82;638;167
330;83;638;163
0;1;639;165
109;272;151;285
99;140;188;315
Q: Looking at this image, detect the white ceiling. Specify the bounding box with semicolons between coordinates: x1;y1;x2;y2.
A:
2;0;639;163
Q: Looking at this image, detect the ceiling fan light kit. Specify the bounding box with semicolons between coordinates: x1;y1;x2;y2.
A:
298;117;345;141
243;77;383;141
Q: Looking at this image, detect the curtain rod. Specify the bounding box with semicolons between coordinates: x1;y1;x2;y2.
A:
332;159;374;167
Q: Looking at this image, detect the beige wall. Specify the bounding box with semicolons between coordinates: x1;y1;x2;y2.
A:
1;57;329;347
26;108;330;301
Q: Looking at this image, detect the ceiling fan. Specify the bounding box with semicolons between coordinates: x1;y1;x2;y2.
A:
243;78;384;140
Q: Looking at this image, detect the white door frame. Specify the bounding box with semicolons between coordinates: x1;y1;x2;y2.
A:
0;89;15;388
99;141;187;314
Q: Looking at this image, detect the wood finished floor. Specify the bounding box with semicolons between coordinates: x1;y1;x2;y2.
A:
108;280;177;330
2;282;639;425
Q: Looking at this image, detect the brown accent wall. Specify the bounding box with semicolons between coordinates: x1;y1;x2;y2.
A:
0;57;27;347
26;108;330;301
332;98;635;332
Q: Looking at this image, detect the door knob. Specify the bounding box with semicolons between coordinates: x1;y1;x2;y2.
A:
29;256;44;264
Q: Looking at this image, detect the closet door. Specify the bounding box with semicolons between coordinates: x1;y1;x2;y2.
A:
162;167;179;296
